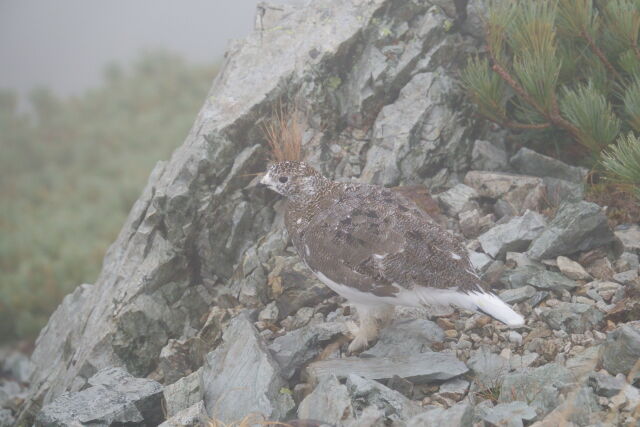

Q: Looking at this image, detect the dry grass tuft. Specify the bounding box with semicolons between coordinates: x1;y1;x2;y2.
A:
586;181;640;226
262;103;304;163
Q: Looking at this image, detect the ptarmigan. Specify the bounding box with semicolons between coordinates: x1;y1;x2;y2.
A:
261;161;524;353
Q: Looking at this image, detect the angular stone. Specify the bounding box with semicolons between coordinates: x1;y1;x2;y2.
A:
563;386;601;426
362;318;444;358
615;224;640;252
478;210;546;258
437;184;478;216
306;352;468;384
601;323;640;379
361;71;460;186
464;171;545;214
201;314;294;422
542;177;585;205
459;209;494;239
526;269;579;291
346;374;423;422
617;251;639;272
269;322;347;379
267;257;334;321
539;302;604;334
163;369;202;418
468;251;493;274
36;367;163;426
158;338;207;385
556;256;591;280
499;363;574;417
528;201;614;259
406;402;473;427
588;372;626;398
613;269;638;285
0;409;14;427
471;140;509;172
510;147;587;183
467;348;510;389
477;401;537;427
298;375;354;425
500;265;578;291
2;351;34;384
158;401;207;427
0;381;21;410
438;378;470;401
499;285;536;304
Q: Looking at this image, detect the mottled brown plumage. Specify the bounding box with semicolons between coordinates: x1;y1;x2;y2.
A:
260;161;523;352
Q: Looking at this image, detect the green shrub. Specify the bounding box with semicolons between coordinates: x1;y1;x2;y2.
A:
0;51;217;341
461;0;640;197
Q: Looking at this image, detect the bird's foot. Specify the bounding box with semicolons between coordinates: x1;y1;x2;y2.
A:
345;319;378;355
347;332;370;355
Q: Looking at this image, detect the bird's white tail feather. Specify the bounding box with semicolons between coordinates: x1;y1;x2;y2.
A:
464;291;524;326
408;287;524;327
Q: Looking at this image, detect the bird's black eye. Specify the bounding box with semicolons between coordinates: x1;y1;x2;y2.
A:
279;176;288;183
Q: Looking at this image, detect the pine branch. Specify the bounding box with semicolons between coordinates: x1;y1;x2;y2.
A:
487;46;582;141
581;30;624;81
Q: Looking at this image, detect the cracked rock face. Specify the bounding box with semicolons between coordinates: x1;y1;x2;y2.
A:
19;1;483;422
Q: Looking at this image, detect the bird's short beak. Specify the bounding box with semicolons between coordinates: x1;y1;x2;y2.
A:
259;173;270;186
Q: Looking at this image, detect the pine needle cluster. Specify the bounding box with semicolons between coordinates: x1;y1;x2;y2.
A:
461;0;640;199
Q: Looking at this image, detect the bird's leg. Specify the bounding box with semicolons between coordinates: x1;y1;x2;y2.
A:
347;304;393;354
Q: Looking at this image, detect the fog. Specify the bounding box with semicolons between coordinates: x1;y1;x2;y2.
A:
0;0;261;99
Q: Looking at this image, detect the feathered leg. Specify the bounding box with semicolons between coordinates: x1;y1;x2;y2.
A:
347;303;393;354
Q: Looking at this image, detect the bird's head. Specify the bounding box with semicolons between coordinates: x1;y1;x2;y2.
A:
260;161;327;198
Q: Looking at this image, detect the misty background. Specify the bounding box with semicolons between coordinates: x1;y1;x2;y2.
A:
0;0;265;342
0;0;261;101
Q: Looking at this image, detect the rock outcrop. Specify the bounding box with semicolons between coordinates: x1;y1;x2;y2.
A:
17;0;485;424
10;0;638;426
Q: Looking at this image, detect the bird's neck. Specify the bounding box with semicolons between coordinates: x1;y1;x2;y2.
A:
285;178;338;226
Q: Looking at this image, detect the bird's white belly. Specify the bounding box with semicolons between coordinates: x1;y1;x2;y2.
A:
313;270;406;307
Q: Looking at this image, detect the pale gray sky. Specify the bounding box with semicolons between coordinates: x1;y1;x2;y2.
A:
0;0;261;98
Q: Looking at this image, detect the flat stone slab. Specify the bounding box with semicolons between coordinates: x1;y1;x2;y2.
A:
306;352;467;384
36;367;163;426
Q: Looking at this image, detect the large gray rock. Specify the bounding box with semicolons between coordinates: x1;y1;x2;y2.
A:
464;171;545;214
20;0;485;421
437;184;478;216
346;374;423;423
163;369;202;418
556;256;591;280
539;302;603;334
0;409;14;427
158;401;207;427
500;264;578;292
467;348;510;389
588;372;626;398
269;321;347;379
35;367;163;427
477;401;537;427
528;201;614;260
407;402;473;427
478;210;546;258
306;351;468;384
200;314;294;422
362;318;444;357
601;323;640;379
615;224;640;252
297;375;354;425
499;363;574;417
510;147;587;183
471;139;509;172
498;285;536;304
